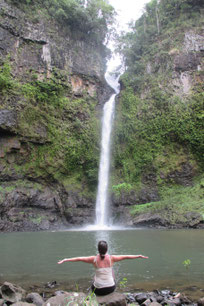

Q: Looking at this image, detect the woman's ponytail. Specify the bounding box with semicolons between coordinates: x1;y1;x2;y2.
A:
98;240;108;261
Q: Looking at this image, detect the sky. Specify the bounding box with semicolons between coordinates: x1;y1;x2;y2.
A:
106;0;151;72
108;0;151;31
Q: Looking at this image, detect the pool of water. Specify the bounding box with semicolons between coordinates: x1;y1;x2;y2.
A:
0;229;203;297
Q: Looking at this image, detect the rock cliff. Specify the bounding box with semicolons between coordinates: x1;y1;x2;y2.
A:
112;0;204;228
0;0;112;231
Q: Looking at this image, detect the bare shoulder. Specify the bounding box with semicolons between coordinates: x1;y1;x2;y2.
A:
80;256;96;264
111;255;124;263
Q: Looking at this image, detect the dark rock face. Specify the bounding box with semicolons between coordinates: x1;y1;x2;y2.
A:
0;0;112;232
164;162;196;186
0;184;95;232
132;213;169;228
174;52;201;72
112;168;160;226
0;110;17;132
0;0;111;105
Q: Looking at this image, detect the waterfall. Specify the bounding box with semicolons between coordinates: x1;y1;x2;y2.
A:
95;60;121;228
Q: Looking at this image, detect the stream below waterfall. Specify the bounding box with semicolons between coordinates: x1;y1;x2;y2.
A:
0;229;204;299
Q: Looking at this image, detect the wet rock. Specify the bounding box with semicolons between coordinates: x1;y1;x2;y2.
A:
43;292;86;306
172;297;181;305
156;295;164;303
54;290;69;296
0;282;26;303
161;290;171;296
26;292;44;306
12;303;35;306
133;213;168;227
125;293;136;303
126;293;135;303
179;293;195;304
162;302;175;306
45;281;57;289
0;110;17;131
0;186;68;232
96;292;127;306
141;298;152;306
174;52;200;72
162;297;181;305
165;162;196;186
198;297;204;306
184;212;203;228
135;293;149;304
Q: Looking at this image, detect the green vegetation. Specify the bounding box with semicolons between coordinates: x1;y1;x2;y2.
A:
112;183;132;196
113;85;204;184
119;277;128;289
0;58;100;193
30;216;43;225
8;0;115;44
113;0;204;223
64;291;99;305
118;0;203;74
183;259;191;270
113;0;203;181
130;178;204;224
0;59;17;94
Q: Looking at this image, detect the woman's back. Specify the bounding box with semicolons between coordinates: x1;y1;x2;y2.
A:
94;254;112;268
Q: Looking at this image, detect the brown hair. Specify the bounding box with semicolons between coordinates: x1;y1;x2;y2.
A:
98;240;108;260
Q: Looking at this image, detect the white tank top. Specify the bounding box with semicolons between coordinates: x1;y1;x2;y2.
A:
93;255;115;288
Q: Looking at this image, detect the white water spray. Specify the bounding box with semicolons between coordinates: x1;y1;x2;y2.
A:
95;56;122;228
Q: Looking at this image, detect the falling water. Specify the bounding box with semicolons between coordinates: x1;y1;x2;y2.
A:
95;59;122;228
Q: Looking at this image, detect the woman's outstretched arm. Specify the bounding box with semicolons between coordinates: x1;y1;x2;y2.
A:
58;256;95;265
111;255;148;263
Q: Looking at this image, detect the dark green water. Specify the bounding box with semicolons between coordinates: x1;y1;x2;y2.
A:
0;229;204;296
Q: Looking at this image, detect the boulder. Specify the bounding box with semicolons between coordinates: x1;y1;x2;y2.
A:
96;292;127;306
135;293;149;304
0;110;16;131
12;303;35;306
125;293;136;303
0;299;5;306
43;292;86;306
0;282;26;303
141;299;151;306
198;298;204;306
179;293;193;304
54;290;69;296
26;293;44;306
133;213;168;227
156;295;164;303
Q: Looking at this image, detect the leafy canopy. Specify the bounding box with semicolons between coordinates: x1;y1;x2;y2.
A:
9;0;115;43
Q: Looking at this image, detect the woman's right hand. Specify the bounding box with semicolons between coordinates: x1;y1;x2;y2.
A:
58;259;64;264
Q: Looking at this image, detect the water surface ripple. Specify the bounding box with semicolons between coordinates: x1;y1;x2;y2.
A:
0;229;203;296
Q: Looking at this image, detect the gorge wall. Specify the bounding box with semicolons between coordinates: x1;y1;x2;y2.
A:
0;0;113;231
0;0;203;232
112;0;204;228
